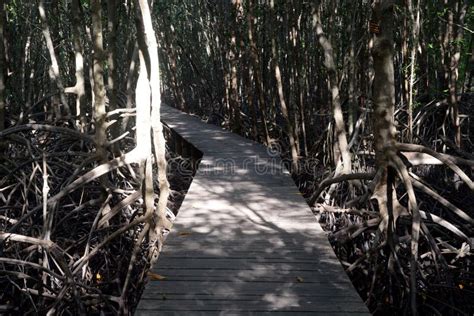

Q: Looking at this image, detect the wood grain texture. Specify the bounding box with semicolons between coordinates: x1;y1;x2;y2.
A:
135;105;369;314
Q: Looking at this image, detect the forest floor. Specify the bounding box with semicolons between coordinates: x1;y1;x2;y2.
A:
312;170;474;315
293;94;474;315
0;123;195;314
1;95;473;314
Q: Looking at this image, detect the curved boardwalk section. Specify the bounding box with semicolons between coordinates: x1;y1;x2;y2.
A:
136;105;369;315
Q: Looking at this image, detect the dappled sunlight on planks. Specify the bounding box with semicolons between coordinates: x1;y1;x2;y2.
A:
135;105;369;314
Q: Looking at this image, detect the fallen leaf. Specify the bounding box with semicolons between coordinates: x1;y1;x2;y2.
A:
296;276;304;283
148;272;167;281
178;231;192;237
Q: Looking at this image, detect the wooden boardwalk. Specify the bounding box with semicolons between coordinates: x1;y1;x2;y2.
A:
135;105;369;315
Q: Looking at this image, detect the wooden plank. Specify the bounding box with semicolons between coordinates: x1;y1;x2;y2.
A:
162;241;336;254
155;250;335;259
155;261;334;271
161;230;330;242
141;289;359;301
157;255;338;264
140;293;362;300
146;268;350;281
140;288;361;300
144;276;347;285
136;312;369;316
144;275;352;284
135;105;369;314
137;299;369;312
142;281;358;296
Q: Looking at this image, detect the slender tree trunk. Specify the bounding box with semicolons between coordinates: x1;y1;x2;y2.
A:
91;0;107;162
295;9;308;157
299;84;308;156
136;0;171;262
407;0;421;143
274;56;298;170
107;0;118;111
372;1;420;314
402;5;409;122
135;51;151;168
312;8;351;174
19;3;33;112
107;0;120;148
245;63;259;140
38;0;71;118
271;0;298;171
229;0;242;134
0;0;5;134
71;0;86;130
448;0;468;148
348;7;358;138
165;20;186;112
248;0;270;145
372;3;397;166
263;4;276;128
122;43;139;135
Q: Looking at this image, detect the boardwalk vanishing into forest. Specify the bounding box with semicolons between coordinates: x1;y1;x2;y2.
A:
135;105;369;315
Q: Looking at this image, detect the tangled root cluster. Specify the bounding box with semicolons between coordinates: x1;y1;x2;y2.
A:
0;118;192;314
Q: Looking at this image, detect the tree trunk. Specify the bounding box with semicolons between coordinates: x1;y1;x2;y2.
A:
38;0;71;118
229;0;242;134
371;1;420;314
245;62;259;140
312;8;351;174
348;9;357;137
71;0;86;130
372;4;397;168
270;0;298;171
448;0;468;148
122;43;139;135
107;0;120;150
0;0;5;134
164;18;186;112
136;0;171;262
135;51;151;159
248;0;270;145
91;0;107;162
407;0;421;143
